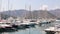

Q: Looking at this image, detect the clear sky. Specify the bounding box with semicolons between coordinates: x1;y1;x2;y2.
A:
0;0;60;11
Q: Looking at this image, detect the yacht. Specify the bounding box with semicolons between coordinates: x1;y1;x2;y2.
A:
44;23;60;34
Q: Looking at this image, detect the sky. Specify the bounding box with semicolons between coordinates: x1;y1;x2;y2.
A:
0;0;60;11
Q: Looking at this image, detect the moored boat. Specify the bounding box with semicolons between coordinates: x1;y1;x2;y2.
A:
44;23;60;34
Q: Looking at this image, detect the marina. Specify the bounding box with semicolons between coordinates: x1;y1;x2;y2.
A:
0;0;59;34
0;18;57;34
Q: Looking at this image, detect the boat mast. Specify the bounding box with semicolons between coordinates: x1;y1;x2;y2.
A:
0;0;2;20
25;4;26;19
8;0;10;16
0;0;2;11
29;5;32;20
8;0;9;11
11;0;18;18
45;7;48;20
10;1;13;16
8;0;12;16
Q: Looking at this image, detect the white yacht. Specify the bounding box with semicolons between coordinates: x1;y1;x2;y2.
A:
0;21;12;28
44;23;60;34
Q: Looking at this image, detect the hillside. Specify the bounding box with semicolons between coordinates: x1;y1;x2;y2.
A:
0;9;60;19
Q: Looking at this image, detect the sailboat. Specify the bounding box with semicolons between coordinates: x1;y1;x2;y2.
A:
26;5;37;27
0;0;14;32
19;5;37;28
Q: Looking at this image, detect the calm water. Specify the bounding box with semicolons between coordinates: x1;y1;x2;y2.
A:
0;21;60;34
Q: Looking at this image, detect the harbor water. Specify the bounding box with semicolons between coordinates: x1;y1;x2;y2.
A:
0;21;59;34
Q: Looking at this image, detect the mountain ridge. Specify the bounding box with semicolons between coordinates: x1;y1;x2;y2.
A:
0;9;60;19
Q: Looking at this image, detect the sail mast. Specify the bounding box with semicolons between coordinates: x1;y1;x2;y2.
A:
8;0;10;17
10;1;13;16
0;0;2;20
0;0;2;11
29;5;32;19
25;4;26;19
8;0;9;10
